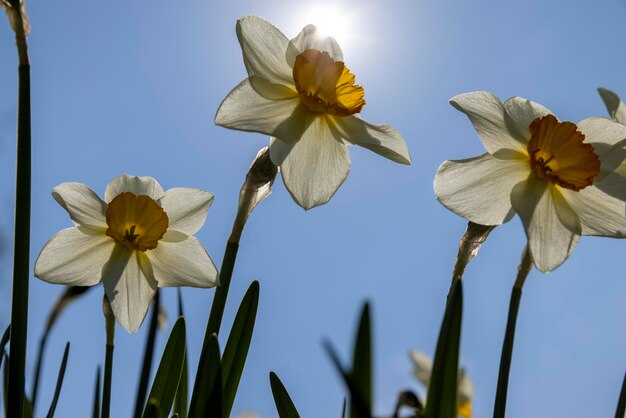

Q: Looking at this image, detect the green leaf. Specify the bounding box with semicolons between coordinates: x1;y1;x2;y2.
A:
173;289;188;418
424;279;463;418
188;334;222;418
3;351;8;416
134;291;162;418
93;367;101;418
269;372;300;418
0;325;9;371
222;281;259;416
615;371;626;418
7;62;32;418
143;400;159;418
143;317;186;418
350;302;371;418
324;341;371;418
46;342;70;418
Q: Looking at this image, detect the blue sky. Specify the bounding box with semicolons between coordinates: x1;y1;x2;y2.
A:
1;0;625;417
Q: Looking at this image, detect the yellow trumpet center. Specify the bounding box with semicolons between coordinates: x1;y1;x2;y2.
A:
527;115;600;191
292;48;366;116
105;192;169;252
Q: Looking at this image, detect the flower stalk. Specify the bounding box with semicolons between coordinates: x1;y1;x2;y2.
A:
449;222;495;296
102;295;115;418
493;245;532;418
5;0;31;416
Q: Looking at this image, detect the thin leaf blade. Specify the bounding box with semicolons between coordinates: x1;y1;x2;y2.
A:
222;281;259;416
269;372;300;418
350;303;371;418
46;342;70;418
143;317;186;418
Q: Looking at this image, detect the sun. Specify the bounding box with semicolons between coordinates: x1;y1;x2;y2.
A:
295;2;356;47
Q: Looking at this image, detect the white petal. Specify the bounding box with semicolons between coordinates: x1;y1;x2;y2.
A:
561;183;626;237
102;246;157;333
35;228;113;286
502;96;552;141
148;237;219;288
458;368;474;401
450;92;527;156
52;182;107;230
159;188;214;238
598;87;626;124
104;175;165;203
409;351;432;387
576;117;626;178
215;77;309;142
286;24;343;67
434;153;528;225
272;117;351;210
510;178;579;272
236;16;294;85
332;116;411;164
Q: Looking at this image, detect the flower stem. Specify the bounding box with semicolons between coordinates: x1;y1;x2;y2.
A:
493;245;532;418
6;10;31;417
448;222;495;299
102;296;115;418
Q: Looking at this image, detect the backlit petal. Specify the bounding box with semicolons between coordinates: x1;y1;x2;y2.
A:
102;246;157;333
159;188;214;237
286;24;343;67
561;184;626;237
450;92;527;156
236;15;294;85
503;96;552;141
434;153;528;225
35;228;113;286
511;178;578;272
598;87;626;125
148;237;219;288
215;77;309;142
272;116;351;210
333;116;411;164
104;175;165;203
577;117;626;178
52;182;107;230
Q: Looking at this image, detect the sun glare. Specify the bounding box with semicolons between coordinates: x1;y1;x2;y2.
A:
296;2;356;47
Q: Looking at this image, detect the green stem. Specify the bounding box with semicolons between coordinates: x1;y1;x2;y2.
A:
493;245;532;418
206;240;240;337
102;344;114;418
7;43;31;418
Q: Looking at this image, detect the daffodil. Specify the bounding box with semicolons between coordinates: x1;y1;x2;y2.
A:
215;16;411;210
35;174;219;333
410;351;473;418
434;91;626;272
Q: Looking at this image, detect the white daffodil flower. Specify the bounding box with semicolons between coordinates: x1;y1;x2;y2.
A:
215;15;411;210
35;174;219;333
434;91;626;272
409;351;473;418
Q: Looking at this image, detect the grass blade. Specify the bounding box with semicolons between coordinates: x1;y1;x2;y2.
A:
8;57;32;418
350;302;371;418
188;334;222;418
222;281;259;416
615;371;626;418
143;316;186;418
0;326;9;371
269;372;300;418
93;367;101;418
423;279;463;418
134;291;161;418
173;289;188;418
324;341;371;418
102;344;114;418
46;342;70;418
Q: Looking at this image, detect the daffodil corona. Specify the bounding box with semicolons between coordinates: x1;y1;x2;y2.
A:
434;92;626;272
35;175;219;333
215;16;411;209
